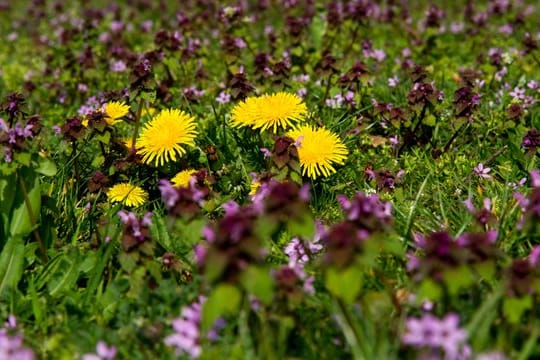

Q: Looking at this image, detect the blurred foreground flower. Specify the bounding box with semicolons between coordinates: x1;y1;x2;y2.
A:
230;92;307;133
402;313;468;360
107;183;148;207
0;315;34;360
82;341;117;360
287;125;348;179
137;109;198;166
164;297;225;359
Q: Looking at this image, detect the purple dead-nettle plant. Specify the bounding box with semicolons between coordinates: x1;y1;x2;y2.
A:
463;197;497;226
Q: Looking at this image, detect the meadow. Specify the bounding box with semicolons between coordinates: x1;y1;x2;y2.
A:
1;1;540;359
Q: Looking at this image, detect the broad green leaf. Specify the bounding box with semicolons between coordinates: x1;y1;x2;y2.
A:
503;296;532;324
325;266;363;304
309;15;326;50
287;213;315;239
150;215;173;252
240;265;275;305
119;252;138;273
442;266;475;295
35;157;57;177
0;236;25;294
48;256;80;297
417;278;442;301
202;284;242;331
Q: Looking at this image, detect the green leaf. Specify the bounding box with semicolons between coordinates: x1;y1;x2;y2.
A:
119;252;138;273
10;170;41;237
35;157;57;177
140;90;157;103
0;173;16;236
150;215;173;252
417;278;442;301
14;152;31;166
287;213;315;239
48;256;80;297
442;266;475;295
309;15;326;50
503;296;532;324
202;284;242;331
95;131;110;144
325;266;363;304
240;265;274;305
0;236;25;294
475;261;496;282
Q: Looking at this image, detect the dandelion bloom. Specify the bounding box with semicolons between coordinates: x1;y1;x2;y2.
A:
230;92;307;133
171;169;196;188
287;125;348;179
107;183;148;207
137;109;198;166
230;96;259;129
104;101;129;125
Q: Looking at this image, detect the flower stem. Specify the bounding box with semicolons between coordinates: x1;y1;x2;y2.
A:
334;298;369;360
131;97;145;151
17;171;47;263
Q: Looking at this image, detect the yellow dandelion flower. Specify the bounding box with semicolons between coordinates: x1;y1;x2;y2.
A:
230;92;307;133
287;125;348;179
106;183;148;207
249;180;261;195
136;109;198;166
171;169;196;188
230;96;260;129
82;118;89;127
104;101;130;125
252;92;307;132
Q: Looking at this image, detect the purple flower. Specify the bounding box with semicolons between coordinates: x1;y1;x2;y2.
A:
509;87;525;100
473;163;492;179
110;60;126;73
159;180;179;209
165;297;224;359
82;341;117;360
402;313;468;360
476;352;507;360
260;147;272;158
388;76;399;87
215;91;230;104
117;211;152;243
0;316;34;360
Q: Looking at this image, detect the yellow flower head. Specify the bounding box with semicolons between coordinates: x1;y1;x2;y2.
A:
230;92;307;133
287;125;348;179
136;109;198;166
249;180;261;196
171;169;196;188
230;96;259;129
106;183;148;207
104;101;130;125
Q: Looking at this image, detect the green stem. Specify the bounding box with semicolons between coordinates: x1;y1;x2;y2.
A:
334;298;369;360
131;97;145;150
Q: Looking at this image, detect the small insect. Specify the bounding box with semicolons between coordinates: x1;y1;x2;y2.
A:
204;145;218;162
